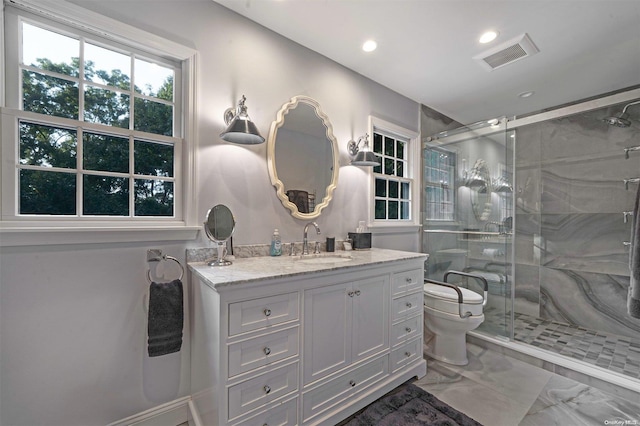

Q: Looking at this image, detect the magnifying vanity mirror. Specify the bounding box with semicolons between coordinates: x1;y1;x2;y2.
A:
204;204;236;266
267;96;339;219
466;159;492;221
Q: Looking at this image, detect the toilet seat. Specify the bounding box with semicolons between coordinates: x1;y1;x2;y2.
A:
423;283;484;316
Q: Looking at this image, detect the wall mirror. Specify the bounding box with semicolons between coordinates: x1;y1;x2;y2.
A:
466;159;492;221
267;96;339;219
204;204;235;266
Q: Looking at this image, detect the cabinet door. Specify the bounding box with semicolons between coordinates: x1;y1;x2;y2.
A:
351;276;389;362
303;282;351;384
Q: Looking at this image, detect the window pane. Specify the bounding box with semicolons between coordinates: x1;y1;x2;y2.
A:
373;162;382;174
20;169;76;215
84;43;131;90
375;178;386;197
23;71;79;119
20;122;76;168
22;23;79;76
401;201;410;219
375;199;386;220
83;175;129;215
397;141;404;159
389;180;399;198
134;140;174;177
384;136;394;156
134;58;174;100
135;179;174;216
84;86;130;128
83;133;129;173
134;98;173;136
388;200;399;219
373;133;383;154
396;160;404;177
401;182;410;199
384;158;394;175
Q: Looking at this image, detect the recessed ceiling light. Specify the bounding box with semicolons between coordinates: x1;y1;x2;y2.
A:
479;30;499;44
362;40;377;52
518;91;535;98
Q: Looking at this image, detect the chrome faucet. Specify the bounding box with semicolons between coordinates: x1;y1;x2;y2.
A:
302;221;321;255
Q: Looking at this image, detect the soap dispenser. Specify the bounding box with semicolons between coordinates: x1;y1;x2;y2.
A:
270;229;282;256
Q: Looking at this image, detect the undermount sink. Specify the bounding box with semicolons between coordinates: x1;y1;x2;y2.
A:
295;253;353;264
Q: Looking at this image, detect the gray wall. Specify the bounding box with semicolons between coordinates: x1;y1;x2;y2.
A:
0;1;420;424
514;100;640;340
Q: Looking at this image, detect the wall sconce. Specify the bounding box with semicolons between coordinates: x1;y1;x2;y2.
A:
347;133;380;166
220;95;265;144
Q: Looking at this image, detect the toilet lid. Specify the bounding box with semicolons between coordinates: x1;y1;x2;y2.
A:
423;283;483;304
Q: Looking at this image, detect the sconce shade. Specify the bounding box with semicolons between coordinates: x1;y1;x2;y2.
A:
493;176;513;193
220;117;265;144
220;95;265;144
352;150;381;166
465;172;487;189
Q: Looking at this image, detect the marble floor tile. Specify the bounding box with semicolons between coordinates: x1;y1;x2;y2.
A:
519;374;640;426
415;359;534;426
459;343;554;406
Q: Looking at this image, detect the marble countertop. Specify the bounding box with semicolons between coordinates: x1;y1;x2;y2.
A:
189;248;428;290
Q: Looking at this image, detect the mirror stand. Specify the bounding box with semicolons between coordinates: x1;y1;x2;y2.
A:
208;241;232;267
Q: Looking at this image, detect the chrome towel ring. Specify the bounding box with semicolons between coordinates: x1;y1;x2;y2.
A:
146;249;184;283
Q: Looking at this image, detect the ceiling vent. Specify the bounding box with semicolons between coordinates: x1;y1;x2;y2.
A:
474;33;539;71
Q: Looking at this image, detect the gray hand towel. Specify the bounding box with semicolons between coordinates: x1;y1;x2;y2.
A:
628;184;640;318
148;279;183;357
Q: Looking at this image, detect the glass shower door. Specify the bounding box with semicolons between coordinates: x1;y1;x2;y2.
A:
423;119;514;339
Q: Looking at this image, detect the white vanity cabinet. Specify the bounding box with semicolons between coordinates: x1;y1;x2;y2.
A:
302;275;389;384
189;249;427;426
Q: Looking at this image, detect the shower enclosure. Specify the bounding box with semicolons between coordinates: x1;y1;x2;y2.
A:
423;88;640;385
423;118;514;340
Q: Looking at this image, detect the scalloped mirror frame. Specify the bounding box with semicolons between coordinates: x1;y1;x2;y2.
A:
267;96;339;220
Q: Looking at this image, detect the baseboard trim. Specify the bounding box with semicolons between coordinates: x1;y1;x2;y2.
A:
108;396;195;426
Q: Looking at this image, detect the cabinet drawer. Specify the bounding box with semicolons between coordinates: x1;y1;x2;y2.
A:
392;292;422;321
390;338;422;372
391;314;422;347
302;355;389;423
232;396;298;426
228;326;299;377
228;362;298;420
392;269;423;295
229;292;299;336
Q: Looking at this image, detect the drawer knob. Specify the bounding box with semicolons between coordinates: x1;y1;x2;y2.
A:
264;308;272;317
405;351;411;357
405;277;412;283
348;291;355;297
406;302;412;308
355;290;361;296
405;327;412;333
264;385;271;394
263;347;271;356
349;380;356;387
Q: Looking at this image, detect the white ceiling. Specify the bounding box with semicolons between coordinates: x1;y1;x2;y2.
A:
212;0;640;125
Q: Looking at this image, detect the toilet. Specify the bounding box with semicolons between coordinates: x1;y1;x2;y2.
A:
423;282;485;366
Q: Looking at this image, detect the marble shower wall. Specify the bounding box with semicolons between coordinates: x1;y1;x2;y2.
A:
514;98;640;340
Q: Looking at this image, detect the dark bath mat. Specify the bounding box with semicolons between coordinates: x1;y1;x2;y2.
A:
340;381;483;426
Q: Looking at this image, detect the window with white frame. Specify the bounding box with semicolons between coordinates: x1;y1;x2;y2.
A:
1;2;195;227
370;119;419;225
423;146;456;221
